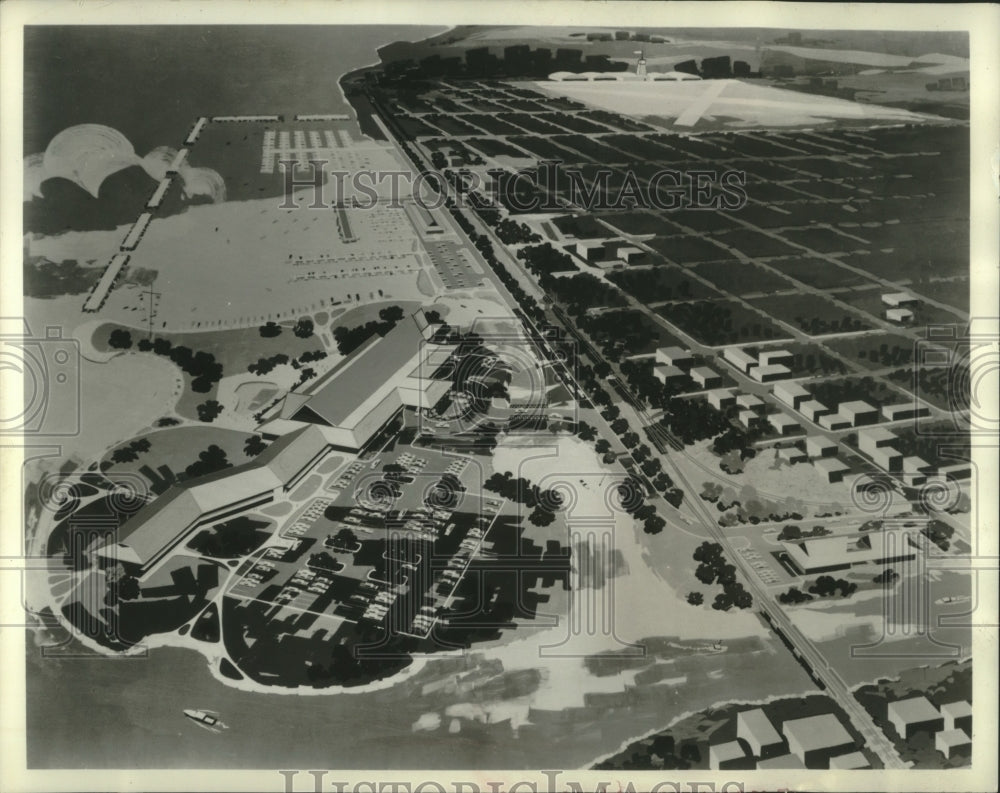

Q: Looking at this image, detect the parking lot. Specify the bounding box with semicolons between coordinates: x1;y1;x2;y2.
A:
223;443;507;637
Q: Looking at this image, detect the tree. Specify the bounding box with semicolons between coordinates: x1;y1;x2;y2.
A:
108;328;132;349
576;422;597;442
622;431;640;449
686;591;704;606
259;321;282;338
643;514;666;534
874;568;900;586
111;446;139;464
610;418;629;435
197;400;223;422
378;305;405;322
293;317;314;338
595;438;611;454
244;434;267;457
118;576;140;600
333;527;359;548
528;506;556;527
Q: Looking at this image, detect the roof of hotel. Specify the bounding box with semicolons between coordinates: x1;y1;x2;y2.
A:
709;740;746;762
294;314;450;429
782;714;853;752
888;696;941;724
839;400;877;414
859;426;899;443
937;728;971;748
941;701;972;718
769;412;799;427
814;457;850;472
737;708;782;745
829;751;869;769
775;381;810;397
756;754;805;769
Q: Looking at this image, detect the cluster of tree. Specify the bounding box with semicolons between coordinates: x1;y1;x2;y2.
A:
299;349;327;363
188;517;266;557
516;243;577;278
551;277;629;319
259;321;282;338
778;586;813;604
777;524;831;542
309;551;340;571
483;471;563;526
692;541;753;610
446;201;546;326
243;434;268;457
293;366;317;388
808;575;858;598
108;328;134;349
326;527;360;551
495;219;542;246
659;397;730;446
183;444;231;479
332;305;405;355
616;476;669;534
874;568;900;586
132;336;224;392
110;437;151;464
196;400;223;423
248;353;290;375
293;318;314;338
791;313;867;336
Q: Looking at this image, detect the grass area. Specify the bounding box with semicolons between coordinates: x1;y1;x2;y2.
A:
657;299;791;346
691;260;795;296
765;256;878;289
608;265;721;302
823;332;916;371
748;293;873;336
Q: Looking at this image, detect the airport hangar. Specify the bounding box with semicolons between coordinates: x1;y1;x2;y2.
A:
96;311;455;576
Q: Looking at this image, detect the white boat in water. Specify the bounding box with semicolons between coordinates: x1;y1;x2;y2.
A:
183;709;228;732
935;595;971;605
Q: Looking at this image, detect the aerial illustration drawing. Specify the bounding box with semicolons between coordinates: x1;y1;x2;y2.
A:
3;5;997;792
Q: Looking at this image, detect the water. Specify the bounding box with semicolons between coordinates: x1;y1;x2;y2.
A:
24;25;443;154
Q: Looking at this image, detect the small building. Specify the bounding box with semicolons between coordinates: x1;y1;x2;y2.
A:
655;346;693;367
774;381;810;410
882;292;918;307
777;446;807;464
870;445;904;473
708;740;753;771
829;751;870;769
758;349;793;367
653;363;687;384
784;532;916;575
882;403;931;422
941;701;972;734
736;393;765;412
936;462;972;481
858;427;899;456
818;412;852;431
814;457;851;483
768;412;800;436
799;399;831;422
617;246;645;264
756;753;805;769
749;363;792;383
886;307;914;323
902;456;932;486
935;728;971;759
838;400;879;427
887;696;944;740
782;714;856;768
805;436;838;458
707;389;737;410
575;240;605;261
690;366;723;389
738;409;763;429
736;708;784;759
723;347;757;374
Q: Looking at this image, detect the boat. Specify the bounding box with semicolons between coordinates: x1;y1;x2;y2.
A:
183;709;228;733
934;595;971;606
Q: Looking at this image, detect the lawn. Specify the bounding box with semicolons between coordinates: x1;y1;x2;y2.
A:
823;333;917;371
691;260;795;296
749;293;873;336
657;299;791;346
608;265;721;303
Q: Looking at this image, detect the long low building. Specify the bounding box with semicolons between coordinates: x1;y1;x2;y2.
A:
97;311;455;576
262;311;455;450
95;423;342;575
784;531;917;575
